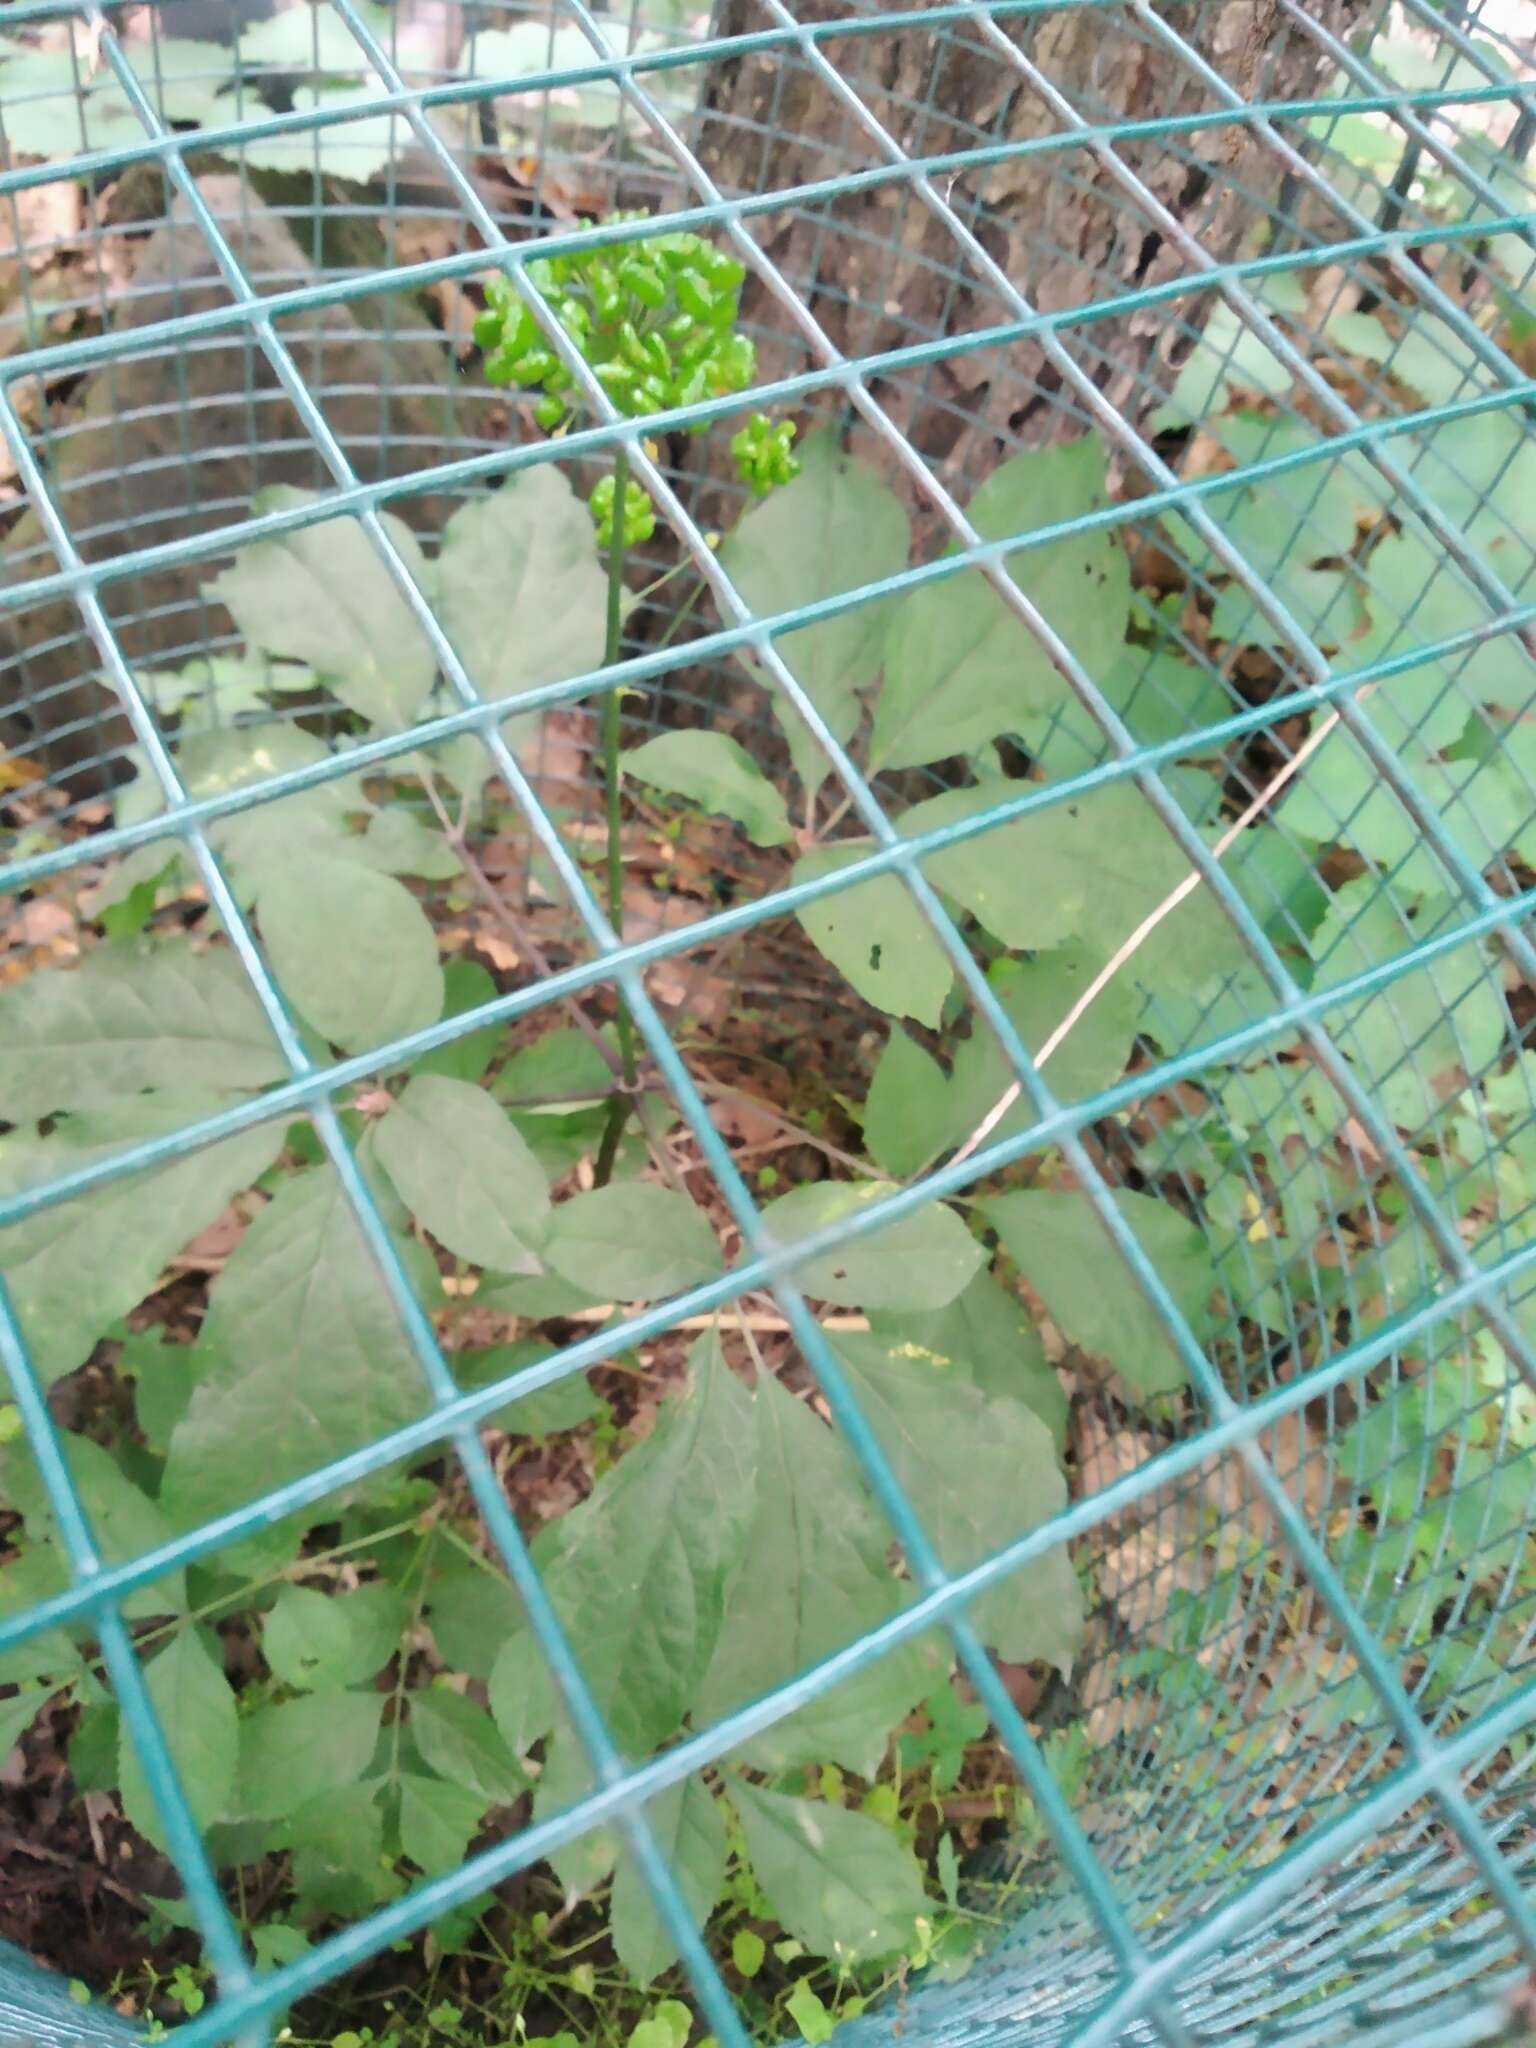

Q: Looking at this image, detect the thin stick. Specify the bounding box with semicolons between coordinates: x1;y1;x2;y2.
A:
948;690;1373;1168
421;773;624;1080
595;445;641;1188
539;1305;872;1333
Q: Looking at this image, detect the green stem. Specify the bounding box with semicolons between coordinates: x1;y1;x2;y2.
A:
596;445;638;1188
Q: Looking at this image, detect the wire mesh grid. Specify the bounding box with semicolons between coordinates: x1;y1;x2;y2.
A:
0;0;1535;2042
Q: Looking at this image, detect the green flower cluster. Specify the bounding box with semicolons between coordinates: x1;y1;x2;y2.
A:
589;474;658;549
475;216;801;542
731;412;800;495
474;221;756;433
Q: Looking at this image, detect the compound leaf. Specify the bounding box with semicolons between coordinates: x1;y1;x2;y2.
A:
398;1772;486;1876
409;1689;522;1805
262;1585;356;1692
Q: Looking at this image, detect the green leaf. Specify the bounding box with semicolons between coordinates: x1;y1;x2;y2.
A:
986;1187;1220;1400
871;571;1040;773
462;23;629;131
375;1074;549;1274
695;1371;936;1777
1151;300;1292;428
728;1781;927;1965
237;85;402;180
786;1983;835;2045
1309;883;1508;1129
719;434;910;795
262;1586;357;1692
871;436;1129;771
358;805;463;881
487;1637;559;1760
409;1689;522;1804
329;1583;411;1684
206;486;436;731
284;1781;394;1919
412;960;501;1085
118;1632;238;1848
238;1692;383;1822
610;1778;727;1987
163;1165;431;1528
793;847;953;1027
398;1772;487;1876
863;1031;948;1179
116;724;369;900
0;1689;50;1762
732;1929;765;1978
455;1344;602;1435
951;947;1142;1141
757;1181;983;1311
532;1728;617;1894
69;1701;119;1793
0;1101;284;1386
421;1552;524;1682
496;1025;617;1108
234;1;392;72
871;1268;1067;1451
257;855;444;1056
3;1428;186;1621
621;732;792;847
119;1328;199;1454
437;467;608;714
0;942;284;1121
0;41;228;153
904;780;1247;999
1165;415;1371;630
543;1184;721;1302
835;1332;1081;1670
535;1333;756;1751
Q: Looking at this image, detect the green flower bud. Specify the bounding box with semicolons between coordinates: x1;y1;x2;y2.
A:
676;271;716;323
730;412;800;494
589;474;657;547
619;258;667;309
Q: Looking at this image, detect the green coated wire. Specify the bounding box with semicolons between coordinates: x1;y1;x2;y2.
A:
0;0;1534;2039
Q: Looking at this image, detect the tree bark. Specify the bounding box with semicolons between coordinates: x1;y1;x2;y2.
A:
696;0;1368;502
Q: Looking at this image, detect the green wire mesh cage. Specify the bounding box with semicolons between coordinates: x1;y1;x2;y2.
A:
1;0;1535;2043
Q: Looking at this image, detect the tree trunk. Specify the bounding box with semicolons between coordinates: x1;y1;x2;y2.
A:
696;0;1369;502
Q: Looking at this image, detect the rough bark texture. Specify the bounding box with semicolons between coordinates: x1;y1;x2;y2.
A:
695;0;1371;506
0;172;482;792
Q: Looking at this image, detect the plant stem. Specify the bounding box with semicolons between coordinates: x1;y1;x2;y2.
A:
596;445;639;1187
